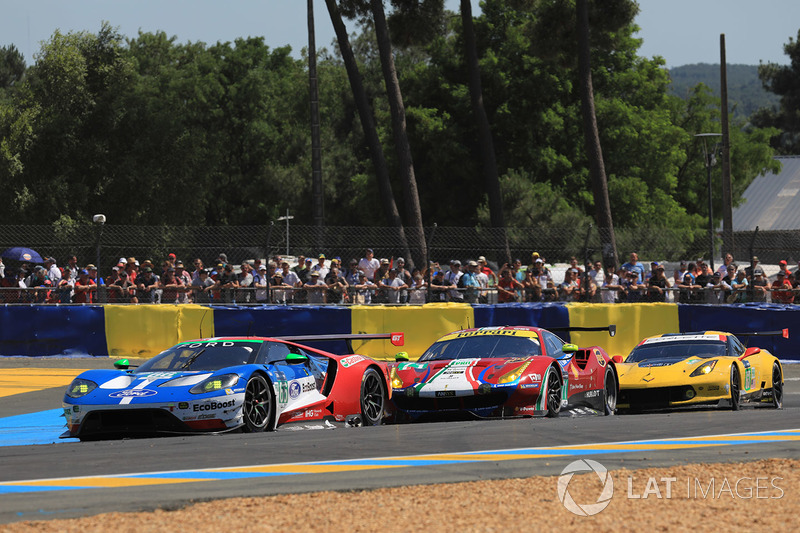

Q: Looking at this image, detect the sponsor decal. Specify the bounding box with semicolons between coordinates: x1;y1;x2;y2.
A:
178;402;189;409
707;385;719;392
184;341;237;348
289;408;324;421
109;389;157;398
595;351;606;366
197;414;216;420
225;388;234;395
642;334;722;345
142;372;179;380
72;405;80;413
193;399;236;412
530;373;542;381
391;333;404;345
456;329;526;338
515;406;535;413
585;390;600;398
398;362;427;370
340;355;366;368
435;390;456;397
686;359;700;365
570;383;585;391
302;382;316;393
289;381;301;399
521;383;540;389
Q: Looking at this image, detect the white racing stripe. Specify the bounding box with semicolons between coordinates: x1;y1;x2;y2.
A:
119;379;150;405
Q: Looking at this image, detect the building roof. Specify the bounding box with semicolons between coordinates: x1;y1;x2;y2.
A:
733;156;800;231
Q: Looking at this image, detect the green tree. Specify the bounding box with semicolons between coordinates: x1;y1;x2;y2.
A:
753;29;800;154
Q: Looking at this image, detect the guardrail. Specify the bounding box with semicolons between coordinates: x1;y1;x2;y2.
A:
0;285;797;305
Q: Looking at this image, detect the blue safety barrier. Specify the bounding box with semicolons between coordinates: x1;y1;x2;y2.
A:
0;305;107;356
210;304;353;354
472;302;572;337
678;303;800;357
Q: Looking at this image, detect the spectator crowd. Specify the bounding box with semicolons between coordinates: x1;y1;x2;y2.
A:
1;249;799;306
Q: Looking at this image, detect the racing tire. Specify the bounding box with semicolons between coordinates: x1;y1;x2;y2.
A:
602;366;617;416
360;368;386;426
243;374;274;432
771;362;783;409
545;366;562;418
729;364;741;411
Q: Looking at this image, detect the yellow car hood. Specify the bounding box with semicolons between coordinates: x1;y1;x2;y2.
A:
617;358;711;387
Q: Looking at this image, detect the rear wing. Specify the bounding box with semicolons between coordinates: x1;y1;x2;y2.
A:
276;332;404;354
729;328;788;339
549;325;616;338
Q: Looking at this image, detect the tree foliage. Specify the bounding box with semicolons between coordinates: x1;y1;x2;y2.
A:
753;29;800;154
0;3;783;243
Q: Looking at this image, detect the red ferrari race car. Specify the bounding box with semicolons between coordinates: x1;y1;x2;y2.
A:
386;325;618;422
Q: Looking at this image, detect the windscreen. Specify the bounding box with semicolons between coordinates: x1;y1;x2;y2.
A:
626;339;726;363
134;340;262;373
418;334;542;362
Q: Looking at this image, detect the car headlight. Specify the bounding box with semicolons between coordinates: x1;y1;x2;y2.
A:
66;378;98;398
390;367;404;389
690;360;718;377
189;374;240;395
498;362;530;384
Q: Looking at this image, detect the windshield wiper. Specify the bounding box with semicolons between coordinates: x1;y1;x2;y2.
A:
180;349;206;370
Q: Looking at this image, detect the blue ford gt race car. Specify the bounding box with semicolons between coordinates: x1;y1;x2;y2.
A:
62;333;403;440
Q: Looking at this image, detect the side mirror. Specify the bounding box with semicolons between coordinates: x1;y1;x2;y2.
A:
113;358;130;369
611;355;625;364
395;351;409;362
286;353;308;364
743;347;761;357
562;344;579;354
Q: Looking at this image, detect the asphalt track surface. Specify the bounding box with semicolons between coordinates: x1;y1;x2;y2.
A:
0;357;798;525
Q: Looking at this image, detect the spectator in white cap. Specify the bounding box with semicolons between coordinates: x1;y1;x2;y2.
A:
44;257;62;283
477;255;498;287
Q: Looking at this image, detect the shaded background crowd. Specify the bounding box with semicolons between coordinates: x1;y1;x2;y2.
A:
2;248;799;306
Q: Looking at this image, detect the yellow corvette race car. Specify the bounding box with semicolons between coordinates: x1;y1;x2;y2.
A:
613;330;785;411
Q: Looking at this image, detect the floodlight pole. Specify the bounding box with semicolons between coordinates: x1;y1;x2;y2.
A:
277;209;294;256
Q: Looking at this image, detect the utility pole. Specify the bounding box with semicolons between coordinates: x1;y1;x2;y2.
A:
308;0;324;233
720;34;734;255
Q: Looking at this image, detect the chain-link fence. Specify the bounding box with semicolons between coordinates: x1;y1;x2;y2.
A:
0;224;799;272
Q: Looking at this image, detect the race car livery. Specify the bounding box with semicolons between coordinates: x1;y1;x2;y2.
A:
387;325;618;421
62;333;403;440
614;330;785;411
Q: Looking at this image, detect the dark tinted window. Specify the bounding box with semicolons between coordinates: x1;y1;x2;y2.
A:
419;334;542;361
626;340;726;363
542;331;566;357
